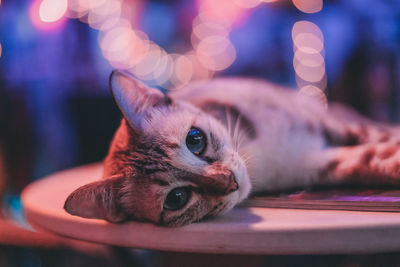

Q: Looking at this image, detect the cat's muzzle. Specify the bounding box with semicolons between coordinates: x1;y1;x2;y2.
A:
225;171;239;194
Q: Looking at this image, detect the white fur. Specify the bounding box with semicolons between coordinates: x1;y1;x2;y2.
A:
171;78;333;193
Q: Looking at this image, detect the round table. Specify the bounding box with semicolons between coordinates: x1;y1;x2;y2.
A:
21;163;400;255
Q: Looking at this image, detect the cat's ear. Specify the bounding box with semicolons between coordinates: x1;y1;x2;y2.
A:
110;70;169;131
64;177;126;223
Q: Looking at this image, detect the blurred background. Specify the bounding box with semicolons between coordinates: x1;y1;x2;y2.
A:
0;0;400;266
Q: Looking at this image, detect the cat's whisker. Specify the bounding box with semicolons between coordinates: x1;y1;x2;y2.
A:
235;125;253;153
241;153;253;164
233;115;243;151
225;107;233;138
236;128;247;149
239;150;254;166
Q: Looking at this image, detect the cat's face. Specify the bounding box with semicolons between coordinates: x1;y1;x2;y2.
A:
64;71;251;226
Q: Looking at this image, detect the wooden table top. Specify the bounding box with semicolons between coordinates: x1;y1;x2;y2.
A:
21;163;400;255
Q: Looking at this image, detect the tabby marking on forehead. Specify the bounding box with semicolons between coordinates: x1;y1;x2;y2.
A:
153;179;170;186
209;132;222;152
199;101;257;140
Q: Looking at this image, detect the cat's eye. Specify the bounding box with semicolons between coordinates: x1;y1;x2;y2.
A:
163;187;190;210
186;127;206;155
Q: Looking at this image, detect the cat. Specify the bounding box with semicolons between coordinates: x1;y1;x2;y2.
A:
64;70;400;227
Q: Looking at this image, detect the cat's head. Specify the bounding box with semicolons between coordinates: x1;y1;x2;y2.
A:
64;71;251;226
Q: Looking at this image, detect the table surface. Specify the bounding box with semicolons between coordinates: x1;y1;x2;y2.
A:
21;163;400;255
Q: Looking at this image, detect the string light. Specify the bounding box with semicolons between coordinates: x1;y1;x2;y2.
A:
291;0;327;107
60;0;282;89
32;0;327;92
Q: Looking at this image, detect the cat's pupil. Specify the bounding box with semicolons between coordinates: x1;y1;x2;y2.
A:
163;188;190;210
186;127;206;155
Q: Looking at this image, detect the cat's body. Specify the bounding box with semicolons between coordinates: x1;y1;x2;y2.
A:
65;71;400;226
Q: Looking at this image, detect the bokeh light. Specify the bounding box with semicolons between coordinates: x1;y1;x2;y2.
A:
87;0;121;30
132;44;163;79
292;20;327;96
30;0;67;31
232;0;261;9
198;0;243;26
39;0;68;23
292;21;323;44
298;85;328;109
185;51;214;81
196;35;236;71
151;53;174;86
191;16;229;48
293;33;324;54
293;49;325;82
25;0;328;89
36;0;289;88
170;55;193;89
292;0;323;14
66;0;89;18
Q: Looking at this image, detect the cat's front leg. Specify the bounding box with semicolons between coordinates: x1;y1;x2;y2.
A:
320;143;400;187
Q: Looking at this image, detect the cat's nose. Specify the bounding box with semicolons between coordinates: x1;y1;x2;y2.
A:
196;170;238;195
224;171;238;194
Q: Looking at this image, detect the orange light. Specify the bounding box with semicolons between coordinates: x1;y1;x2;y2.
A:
198;0;242;26
171;55;193;89
133;44;162;79
88;0;121;30
292;20;326;93
100;26;134;61
294;49;324;68
298;85;328;109
293;51;325;83
296;73;327;91
65;0;252;88
185;51;214;81
151;51;173;85
196;35;236;71
30;0;67;31
293;33;324;54
39;0;68;23
292;0;323;13
292;21;323;43
66;0;89;18
192;16;229;43
232;0;261;8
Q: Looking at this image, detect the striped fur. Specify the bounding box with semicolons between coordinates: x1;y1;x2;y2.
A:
65;71;400;226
